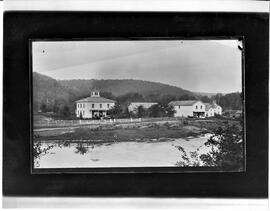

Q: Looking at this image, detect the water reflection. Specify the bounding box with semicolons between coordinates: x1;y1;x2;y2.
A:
33;135;211;168
75;143;90;155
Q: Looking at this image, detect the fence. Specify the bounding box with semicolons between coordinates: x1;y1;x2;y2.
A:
34;118;143;128
33;117;185;129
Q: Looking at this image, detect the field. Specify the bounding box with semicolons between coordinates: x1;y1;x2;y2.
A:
33;117;241;143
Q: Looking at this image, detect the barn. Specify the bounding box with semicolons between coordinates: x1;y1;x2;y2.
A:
128;102;157;113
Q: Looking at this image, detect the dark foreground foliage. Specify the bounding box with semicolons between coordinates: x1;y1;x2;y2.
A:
200;123;244;171
33;142;54;167
175;122;244;171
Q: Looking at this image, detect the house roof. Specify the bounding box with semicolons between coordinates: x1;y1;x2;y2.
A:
129;102;157;106
204;103;213;111
76;96;115;103
168;100;199;106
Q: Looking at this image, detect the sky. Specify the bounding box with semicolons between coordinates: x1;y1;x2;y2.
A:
32;40;242;93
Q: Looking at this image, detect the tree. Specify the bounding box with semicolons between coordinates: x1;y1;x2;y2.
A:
200;95;211;103
33;142;54;167
147;103;174;117
75;143;89;155
211;92;242;110
158;94;176;105
144;93;160;102
60;105;71;118
40;103;47;112
136;105;146;118
178;94;197;101
148;104;163;117
100;92;116;100
174;122;244;170
116;92;145;106
53;102;60;113
123;107;131;118
164;105;176;117
200;123;244;171
107;103;122;118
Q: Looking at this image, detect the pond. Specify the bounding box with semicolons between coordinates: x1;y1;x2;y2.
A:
34;134;213;168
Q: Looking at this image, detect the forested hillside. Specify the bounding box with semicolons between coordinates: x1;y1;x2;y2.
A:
33;72;242;118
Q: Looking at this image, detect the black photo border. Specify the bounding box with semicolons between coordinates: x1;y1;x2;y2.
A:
3;11;268;197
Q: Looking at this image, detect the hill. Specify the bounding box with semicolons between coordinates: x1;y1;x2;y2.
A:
33;72;77;111
59;78;193;98
193;92;218;97
33;72;195;113
33;72;242;115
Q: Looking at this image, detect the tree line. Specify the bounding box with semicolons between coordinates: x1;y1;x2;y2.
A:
108;102;176;119
35;91;242;119
197;92;242;110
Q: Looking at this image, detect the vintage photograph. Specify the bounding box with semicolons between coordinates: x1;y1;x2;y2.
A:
32;39;244;170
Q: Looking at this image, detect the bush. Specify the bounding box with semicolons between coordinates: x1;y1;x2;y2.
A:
200;124;244;171
183;120;189;125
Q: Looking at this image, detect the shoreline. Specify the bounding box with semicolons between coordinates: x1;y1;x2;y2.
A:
33;119;239;143
34;134;210;145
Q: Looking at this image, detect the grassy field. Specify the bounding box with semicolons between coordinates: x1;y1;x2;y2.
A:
34;118;241;143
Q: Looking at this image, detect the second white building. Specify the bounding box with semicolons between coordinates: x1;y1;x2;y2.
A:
169;100;222;118
168;100;206;118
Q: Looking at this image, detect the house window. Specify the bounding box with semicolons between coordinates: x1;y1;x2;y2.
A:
77;104;79;108
92;104;94;108
100;104;102;108
83;104;85;108
200;106;202;109
107;104;109;108
83;111;85;115
95;92;98;96
178;105;180;109
196;105;198;109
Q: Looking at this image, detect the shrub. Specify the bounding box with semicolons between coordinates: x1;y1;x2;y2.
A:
200;124;244;171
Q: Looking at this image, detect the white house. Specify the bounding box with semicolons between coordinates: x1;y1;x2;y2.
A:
168;100;206;118
205;101;222;117
128;102;157;113
212;103;222;115
75;90;115;119
205;103;215;117
168;100;222;118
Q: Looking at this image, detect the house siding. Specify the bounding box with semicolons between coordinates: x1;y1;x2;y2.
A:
76;102;115;118
173;101;206;117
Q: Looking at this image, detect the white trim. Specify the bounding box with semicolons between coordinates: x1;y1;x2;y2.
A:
3;197;268;209
4;0;270;13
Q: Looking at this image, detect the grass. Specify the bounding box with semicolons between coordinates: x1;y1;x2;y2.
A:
34;119;241;143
